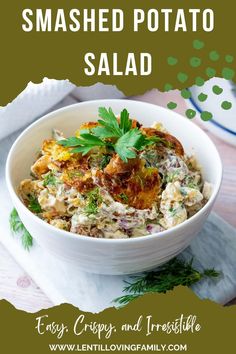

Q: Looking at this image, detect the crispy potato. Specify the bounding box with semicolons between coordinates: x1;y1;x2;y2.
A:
61;169;94;193
104;154;139;175
31;155;51;177
42;138;91;173
42;139;71;162
19;179;43;199
97;155;160;209
141;127;184;156
42;139;56;154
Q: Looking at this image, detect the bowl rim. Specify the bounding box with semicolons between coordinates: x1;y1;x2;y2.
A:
6;99;223;244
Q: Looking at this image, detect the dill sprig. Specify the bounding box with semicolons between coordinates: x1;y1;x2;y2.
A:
118;193;129;203
9;208;33;251
28;195;42;213
114;258;219;306
84;187;102;215
99;154;112;169
43;171;57;187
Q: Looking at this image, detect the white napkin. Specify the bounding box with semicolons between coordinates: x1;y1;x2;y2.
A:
0;78;75;140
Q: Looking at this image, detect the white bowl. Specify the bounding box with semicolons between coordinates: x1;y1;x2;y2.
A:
6;100;222;275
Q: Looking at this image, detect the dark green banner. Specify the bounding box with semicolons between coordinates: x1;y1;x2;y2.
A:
0;0;235;104
1;287;235;353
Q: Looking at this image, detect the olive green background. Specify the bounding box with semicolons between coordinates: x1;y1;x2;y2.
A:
0;287;236;354
0;0;235;105
1;1;236;353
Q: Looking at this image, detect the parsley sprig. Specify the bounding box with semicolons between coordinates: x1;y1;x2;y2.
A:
114;128;146;161
114;258;220;306
93;107;123;138
58;107;160;163
9;208;33;251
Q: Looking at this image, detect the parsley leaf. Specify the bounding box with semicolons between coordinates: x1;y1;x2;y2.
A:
92;125;117;139
119;108;132;134
114;129;145;162
98;107;121;137
92;107;133;138
59;134;106;155
58;137;83;147
56;107;166;163
9;208;33;251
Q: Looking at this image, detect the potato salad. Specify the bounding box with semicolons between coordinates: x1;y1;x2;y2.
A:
18;107;212;239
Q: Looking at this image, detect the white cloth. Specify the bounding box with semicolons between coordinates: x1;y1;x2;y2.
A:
0;78;75;140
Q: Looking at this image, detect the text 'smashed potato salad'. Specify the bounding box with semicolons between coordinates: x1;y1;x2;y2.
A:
18;107;212;239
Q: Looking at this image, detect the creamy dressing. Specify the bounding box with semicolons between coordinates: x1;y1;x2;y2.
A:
18;121;212;239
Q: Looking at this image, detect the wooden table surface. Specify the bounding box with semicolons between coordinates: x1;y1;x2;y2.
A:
0;88;235;312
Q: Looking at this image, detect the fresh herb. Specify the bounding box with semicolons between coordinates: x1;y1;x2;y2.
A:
143;135;164;147
187;182;199;189
187;183;197;189
168;206;179;218
58;134;106;155
180;187;188;196
57;107;162;163
99;154;111;169
184;176;200;190
43;172;57;187
119;108;132;134
84;188;102;215
68;170;83;178
92;107;123;138
140;149;160;167
118;193;129;203
30;171;37;178
89;153;111;169
28;195;42;213
164;140;174;149
9;208;33;251
114;258;219;306
166;171;179;183
114;128;146;162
